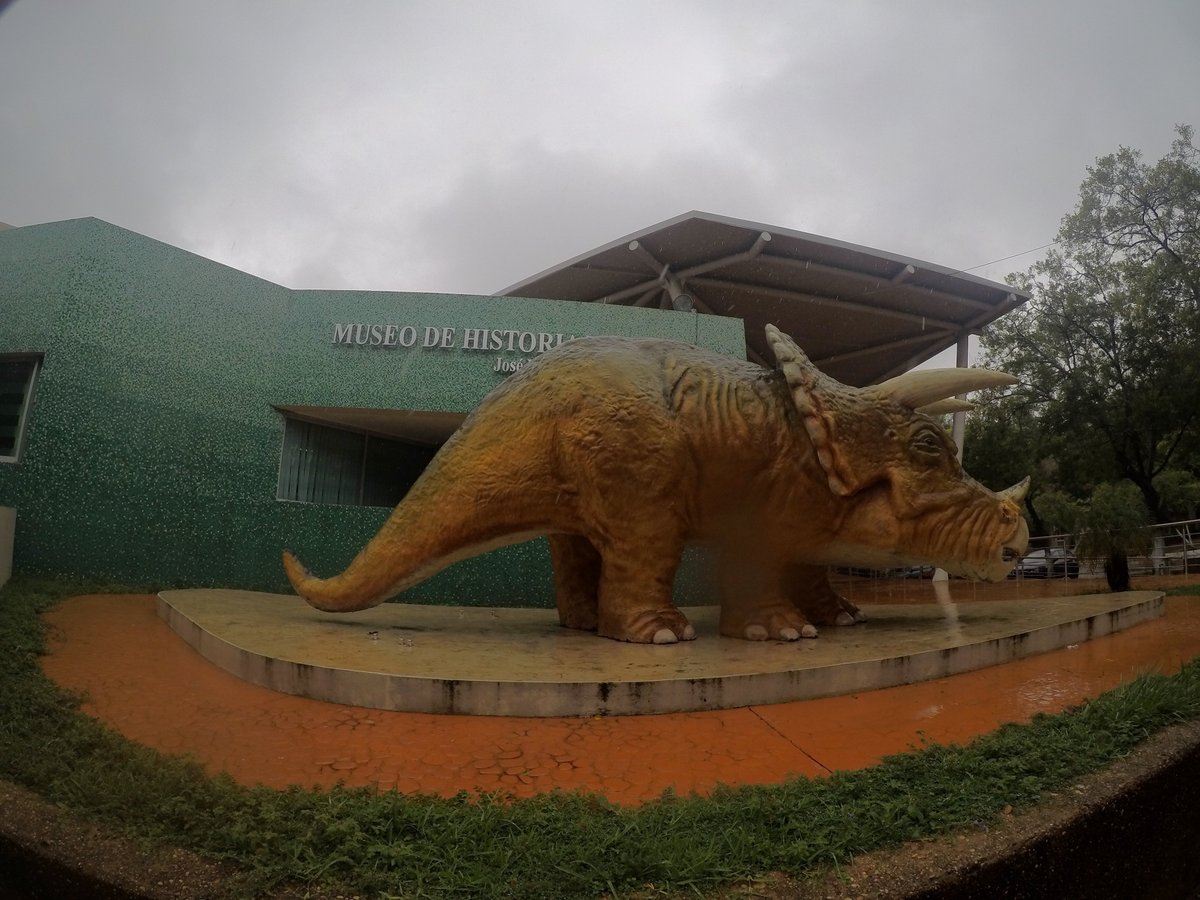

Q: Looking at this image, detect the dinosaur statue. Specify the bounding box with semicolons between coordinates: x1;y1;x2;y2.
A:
284;324;1029;644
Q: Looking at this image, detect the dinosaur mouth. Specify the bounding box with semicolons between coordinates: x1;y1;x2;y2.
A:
959;519;1028;582
999;518;1030;568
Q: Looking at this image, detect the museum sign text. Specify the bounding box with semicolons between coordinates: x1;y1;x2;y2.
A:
331;323;577;373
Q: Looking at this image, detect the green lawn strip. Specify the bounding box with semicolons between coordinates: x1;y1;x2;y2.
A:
2;578;1198;898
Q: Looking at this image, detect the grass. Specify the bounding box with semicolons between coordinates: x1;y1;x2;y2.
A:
2;577;1200;898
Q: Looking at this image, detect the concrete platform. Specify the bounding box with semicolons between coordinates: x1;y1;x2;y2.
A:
157;588;1165;717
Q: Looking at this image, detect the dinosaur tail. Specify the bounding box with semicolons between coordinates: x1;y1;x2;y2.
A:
282;544;409;613
281;418;554;612
281;518;540;612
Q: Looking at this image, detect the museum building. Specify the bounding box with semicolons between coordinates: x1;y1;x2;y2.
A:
0;213;1025;602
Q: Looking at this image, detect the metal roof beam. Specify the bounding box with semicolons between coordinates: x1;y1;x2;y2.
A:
813;331;955;368
878;337;963;381
822;294;1025;380
627;240;667;277
568;262;652;278
965;292;1023;329
676;231;773;280
594;277;661;304
689;276;963;332
684;286;719;317
867;293;1021;386
628;240;700;312
611;263;1000;317
631;287;662;308
766;256;997;314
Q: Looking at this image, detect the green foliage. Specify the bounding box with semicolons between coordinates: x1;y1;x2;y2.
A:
1032;481;1154;559
963;391;1116;535
4;576;1200;897
1028;482;1153;589
980;125;1200;521
1154;468;1200;521
1030;487;1084;535
1071;481;1154;561
963;392;1049;527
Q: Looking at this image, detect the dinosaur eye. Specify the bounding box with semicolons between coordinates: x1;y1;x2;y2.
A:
911;430;943;460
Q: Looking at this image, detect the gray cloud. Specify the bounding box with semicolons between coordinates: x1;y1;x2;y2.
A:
414;142;789;295
1;0;1197;296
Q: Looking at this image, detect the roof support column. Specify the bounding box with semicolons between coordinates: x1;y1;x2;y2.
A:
934;333;972;595
951;333;969;462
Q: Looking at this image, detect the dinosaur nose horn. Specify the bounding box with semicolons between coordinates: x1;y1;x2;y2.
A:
998;476;1031;503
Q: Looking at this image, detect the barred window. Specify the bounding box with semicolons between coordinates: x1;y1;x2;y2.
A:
0;355;41;463
276;416;438;507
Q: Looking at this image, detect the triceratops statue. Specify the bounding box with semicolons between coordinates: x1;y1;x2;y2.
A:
284;325;1029;644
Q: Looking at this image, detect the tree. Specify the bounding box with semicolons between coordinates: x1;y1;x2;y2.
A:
980;126;1200;521
1154;468;1200;521
1037;482;1153;592
963;387;1117;535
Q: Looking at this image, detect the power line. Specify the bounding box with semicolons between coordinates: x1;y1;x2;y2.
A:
954;239;1060;276
940;219;1146;282
858;238;1060;299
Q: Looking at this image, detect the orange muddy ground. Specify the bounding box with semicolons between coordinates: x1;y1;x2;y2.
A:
41;580;1200;806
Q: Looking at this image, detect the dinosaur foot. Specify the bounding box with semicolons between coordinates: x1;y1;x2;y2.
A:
799;592;867;627
556;598;599;632
720;606;818;642
600;607;697;645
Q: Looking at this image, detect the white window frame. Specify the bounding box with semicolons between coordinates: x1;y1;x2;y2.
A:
0;354;41;464
274;412;440;508
275;415;367;506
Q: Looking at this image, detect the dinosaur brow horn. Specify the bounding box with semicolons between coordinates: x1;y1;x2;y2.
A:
916;398;975;415
875;368;1017;410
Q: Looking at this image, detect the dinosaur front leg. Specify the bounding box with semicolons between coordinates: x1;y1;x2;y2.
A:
594;537;694;645
785;563;866;627
549;533;600;632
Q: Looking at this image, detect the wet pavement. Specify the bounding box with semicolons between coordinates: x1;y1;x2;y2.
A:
40;586;1200;806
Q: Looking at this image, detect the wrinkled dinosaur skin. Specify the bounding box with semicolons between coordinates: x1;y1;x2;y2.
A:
284;326;1030;644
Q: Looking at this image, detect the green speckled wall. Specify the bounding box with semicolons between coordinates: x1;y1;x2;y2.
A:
0;218;745;604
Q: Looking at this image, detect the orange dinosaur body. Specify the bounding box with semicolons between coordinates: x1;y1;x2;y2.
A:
284;325;1028;643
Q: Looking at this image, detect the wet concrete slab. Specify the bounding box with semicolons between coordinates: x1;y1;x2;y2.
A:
41;591;1200;803
157;588;1164;716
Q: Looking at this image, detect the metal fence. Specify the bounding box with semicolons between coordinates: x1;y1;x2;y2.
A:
1018;517;1200;580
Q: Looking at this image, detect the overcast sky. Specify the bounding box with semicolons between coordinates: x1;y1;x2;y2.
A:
2;1;1198;300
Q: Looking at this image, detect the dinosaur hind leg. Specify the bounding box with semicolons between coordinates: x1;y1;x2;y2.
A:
594;534;695;645
550;533;601;632
718;556;818;641
786;564;867;627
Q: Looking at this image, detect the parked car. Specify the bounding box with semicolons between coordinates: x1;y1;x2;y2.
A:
1014;548;1080;579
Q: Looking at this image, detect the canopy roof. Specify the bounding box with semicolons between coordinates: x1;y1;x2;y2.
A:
498;211;1027;387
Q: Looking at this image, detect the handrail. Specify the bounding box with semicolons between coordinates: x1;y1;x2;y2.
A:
1023;517;1200;577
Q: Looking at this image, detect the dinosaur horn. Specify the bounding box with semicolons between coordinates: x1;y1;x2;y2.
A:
916;398;975;415
875;368;1017;410
998;476;1031;502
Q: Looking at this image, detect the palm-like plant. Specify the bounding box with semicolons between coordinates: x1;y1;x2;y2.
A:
1078;483;1154;590
1035;482;1153;591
